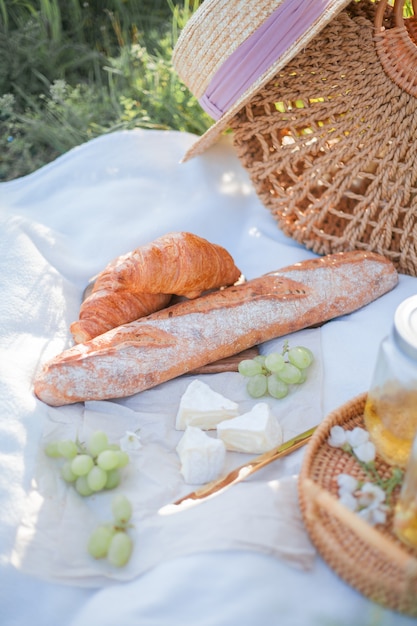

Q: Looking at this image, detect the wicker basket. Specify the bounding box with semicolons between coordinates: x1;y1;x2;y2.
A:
230;0;417;276
375;0;417;97
298;393;417;617
405;0;417;43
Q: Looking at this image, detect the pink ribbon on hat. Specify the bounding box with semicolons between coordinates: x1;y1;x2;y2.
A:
199;0;333;120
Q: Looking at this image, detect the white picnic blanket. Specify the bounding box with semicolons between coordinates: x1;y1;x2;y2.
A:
1;129;415;626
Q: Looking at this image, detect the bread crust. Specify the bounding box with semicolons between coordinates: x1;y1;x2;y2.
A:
70;232;242;343
34;250;398;406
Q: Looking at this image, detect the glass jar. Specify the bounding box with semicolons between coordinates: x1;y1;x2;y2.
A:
364;295;417;468
393;432;417;549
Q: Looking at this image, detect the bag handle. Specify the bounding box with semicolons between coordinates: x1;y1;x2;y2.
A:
374;0;417;98
375;0;405;29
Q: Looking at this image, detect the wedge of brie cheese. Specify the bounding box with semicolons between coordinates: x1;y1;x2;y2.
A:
175;379;239;430
217;402;283;453
176;426;226;484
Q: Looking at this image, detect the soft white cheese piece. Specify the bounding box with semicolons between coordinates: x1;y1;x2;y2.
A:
176;426;226;484
217;402;283;453
175;379;239;430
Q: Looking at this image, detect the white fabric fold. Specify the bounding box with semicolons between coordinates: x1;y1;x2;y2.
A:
12;347;319;586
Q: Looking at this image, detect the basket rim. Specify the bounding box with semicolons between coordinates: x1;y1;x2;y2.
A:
298;392;417;617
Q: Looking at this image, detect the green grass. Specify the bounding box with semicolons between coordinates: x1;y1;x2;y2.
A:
0;1;414;181
0;0;210;181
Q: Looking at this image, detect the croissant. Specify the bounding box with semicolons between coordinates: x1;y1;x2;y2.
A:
70;232;242;344
70;290;171;344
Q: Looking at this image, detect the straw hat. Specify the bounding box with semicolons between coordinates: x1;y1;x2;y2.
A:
173;0;353;161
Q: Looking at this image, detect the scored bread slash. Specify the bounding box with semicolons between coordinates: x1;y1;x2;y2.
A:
33;250;398;406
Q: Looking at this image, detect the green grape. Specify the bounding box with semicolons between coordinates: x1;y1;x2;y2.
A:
246;373;268;398
71;453;94;476
97;450;120;471
264;352;285;373
44;441;61;458
287;346;314;369
105;468;121;490
57;439;78;459
238;359;263;377
87;431;109;457
267;374;289;399
115;450;130;468
61;461;77;483
88;525;115;559
294;369;308;384
107;531;133;567
277;363;302;384
112;494;133;526
87;465;108;492
240;342;314;399
75;475;94;497
45;428;131;495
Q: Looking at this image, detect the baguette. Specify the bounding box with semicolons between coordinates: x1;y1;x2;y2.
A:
34;251;398;406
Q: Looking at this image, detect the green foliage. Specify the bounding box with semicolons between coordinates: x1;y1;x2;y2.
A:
0;0;208;181
0;1;414;181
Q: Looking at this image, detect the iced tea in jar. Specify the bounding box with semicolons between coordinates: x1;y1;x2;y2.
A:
393;432;417;549
364;295;417;468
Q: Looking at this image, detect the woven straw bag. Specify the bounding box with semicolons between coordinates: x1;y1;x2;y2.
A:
230;0;417;276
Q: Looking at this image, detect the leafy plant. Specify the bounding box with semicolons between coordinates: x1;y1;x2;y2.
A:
0;0;207;181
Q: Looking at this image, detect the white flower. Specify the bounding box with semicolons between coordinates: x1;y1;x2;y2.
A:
353;440;376;464
336;476;388;526
120;430;142;452
328;425;348;448
354;482;388;526
337;473;358;494
357;504;388;526
368;506;388;526
337;475;360;512
329;425;376;464
346;427;369;448
356;482;386;509
331;426;389;526
339;491;358;512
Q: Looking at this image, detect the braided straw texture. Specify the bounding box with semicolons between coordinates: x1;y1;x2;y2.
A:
375;2;417;98
406;15;417;41
172;0;274;98
231;1;417;276
298;393;417;616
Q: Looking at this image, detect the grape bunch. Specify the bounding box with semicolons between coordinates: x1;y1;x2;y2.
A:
238;342;314;399
88;494;134;567
44;430;130;497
